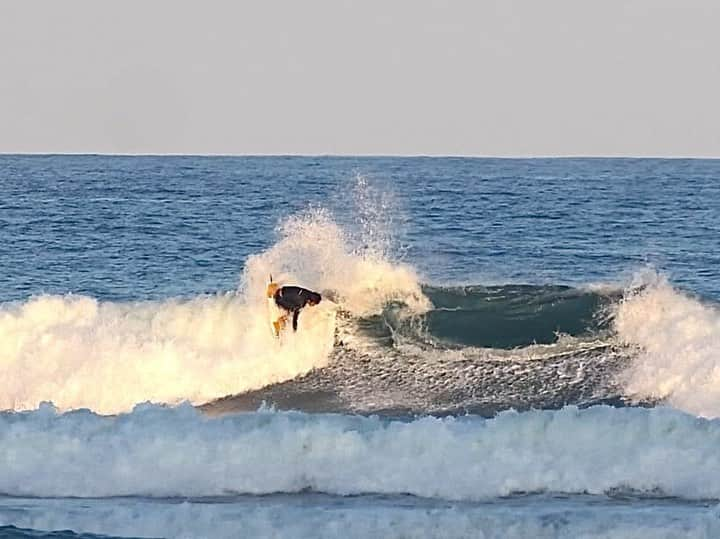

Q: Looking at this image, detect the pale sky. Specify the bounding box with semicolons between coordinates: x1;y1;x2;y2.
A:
1;0;719;156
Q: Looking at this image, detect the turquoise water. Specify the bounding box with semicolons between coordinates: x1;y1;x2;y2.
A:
1;156;720;538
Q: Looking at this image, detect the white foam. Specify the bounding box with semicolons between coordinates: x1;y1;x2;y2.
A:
0;293;335;414
2;404;720;500
1;495;717;539
614;275;720;417
0;205;428;414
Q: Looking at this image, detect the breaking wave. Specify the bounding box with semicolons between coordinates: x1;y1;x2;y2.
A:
2;403;720;500
615;275;720;418
0;210;426;414
1;175;719;422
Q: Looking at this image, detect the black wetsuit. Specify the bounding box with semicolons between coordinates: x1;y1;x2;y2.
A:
274;286;322;331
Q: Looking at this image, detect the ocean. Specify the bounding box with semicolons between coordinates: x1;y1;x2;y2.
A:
1;155;719;538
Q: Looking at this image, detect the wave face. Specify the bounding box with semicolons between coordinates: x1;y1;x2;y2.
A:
2;403;720;500
392;284;617;349
206;281;632;417
211;274;720;419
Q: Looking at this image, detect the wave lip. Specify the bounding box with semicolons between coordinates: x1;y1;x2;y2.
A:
2;404;720;500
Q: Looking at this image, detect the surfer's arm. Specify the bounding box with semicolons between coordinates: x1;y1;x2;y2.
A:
292;310;300;331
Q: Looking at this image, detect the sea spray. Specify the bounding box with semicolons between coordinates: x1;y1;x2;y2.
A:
615;275;720;417
0;210;428;413
241;208;429;317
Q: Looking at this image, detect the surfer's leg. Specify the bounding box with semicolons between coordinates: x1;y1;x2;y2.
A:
273;314;288;337
292;310;300;331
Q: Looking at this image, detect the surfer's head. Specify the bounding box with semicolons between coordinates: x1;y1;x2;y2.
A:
306;291;322;306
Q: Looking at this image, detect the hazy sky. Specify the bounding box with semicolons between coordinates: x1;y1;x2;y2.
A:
1;1;719;156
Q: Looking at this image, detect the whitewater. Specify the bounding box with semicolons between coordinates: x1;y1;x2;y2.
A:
1;155;720;538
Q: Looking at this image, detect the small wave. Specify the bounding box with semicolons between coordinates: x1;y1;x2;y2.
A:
2;403;719;500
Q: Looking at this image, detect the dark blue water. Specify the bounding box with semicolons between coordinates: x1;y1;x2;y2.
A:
2;155;719;302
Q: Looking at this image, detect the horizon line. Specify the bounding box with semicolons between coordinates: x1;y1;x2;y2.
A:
1;152;719;160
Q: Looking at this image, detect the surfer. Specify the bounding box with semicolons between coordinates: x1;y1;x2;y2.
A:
266;281;322;336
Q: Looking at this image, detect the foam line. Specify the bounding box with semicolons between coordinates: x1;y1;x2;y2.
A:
2;404;720;500
1;495;717;539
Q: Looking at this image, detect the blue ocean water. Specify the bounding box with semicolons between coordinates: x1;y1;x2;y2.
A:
3;156;719;301
1;155;720;538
